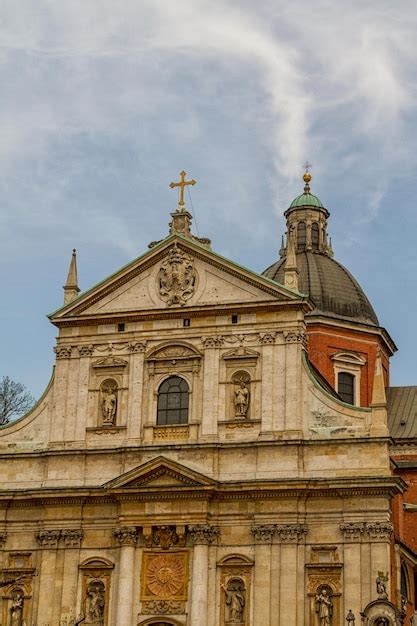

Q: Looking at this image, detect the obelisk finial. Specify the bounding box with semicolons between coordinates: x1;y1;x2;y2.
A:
63;249;80;305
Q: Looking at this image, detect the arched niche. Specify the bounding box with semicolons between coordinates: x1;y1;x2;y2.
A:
217;553;253;626
79;557;114;626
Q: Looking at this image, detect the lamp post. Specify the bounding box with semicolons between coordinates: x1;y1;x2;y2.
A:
346;610;355;625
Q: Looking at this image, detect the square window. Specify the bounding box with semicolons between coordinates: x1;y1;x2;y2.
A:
231;315;238;324
118;323;125;332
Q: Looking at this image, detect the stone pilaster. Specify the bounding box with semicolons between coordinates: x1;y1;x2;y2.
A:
113;526;138;626
188;525;219;626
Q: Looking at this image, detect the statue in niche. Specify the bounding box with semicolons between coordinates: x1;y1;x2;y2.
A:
10;587;24;626
101;380;117;424
221;577;245;623
315;587;333;626
232;372;250;419
376;571;389;599
85;580;105;625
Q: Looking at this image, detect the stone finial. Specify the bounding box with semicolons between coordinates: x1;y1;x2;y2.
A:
283;225;299;292
63;249;80;305
370;348;389;437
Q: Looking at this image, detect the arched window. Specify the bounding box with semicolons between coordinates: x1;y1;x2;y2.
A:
297;222;306;250
337;372;355;405
401;564;409;600
157;376;189;425
311;222;319;250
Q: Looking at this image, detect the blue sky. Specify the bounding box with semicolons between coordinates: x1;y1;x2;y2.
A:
1;1;416;397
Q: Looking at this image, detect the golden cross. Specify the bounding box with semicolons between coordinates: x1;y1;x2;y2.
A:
169;170;196;208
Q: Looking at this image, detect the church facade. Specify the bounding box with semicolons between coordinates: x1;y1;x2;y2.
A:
0;171;406;625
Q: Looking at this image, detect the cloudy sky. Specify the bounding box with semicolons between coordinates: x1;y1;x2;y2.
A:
1;1;416;397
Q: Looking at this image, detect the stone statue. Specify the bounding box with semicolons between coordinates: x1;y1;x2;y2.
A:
315;588;333;626
376;571;388;599
85;580;105;625
10;587;24;626
101;383;117;424
221;578;245;623
234;381;250;418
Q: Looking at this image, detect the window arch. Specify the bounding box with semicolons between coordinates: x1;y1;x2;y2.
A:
297;222;306;250
157;376;189;425
337;372;355;405
401;563;409;600
311;222;319;250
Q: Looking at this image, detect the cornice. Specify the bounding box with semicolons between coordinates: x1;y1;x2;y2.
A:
0;475;405;507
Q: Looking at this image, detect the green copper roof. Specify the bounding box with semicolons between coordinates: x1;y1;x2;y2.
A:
289;192;325;209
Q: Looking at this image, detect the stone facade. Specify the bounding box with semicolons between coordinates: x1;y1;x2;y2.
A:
0;215;403;625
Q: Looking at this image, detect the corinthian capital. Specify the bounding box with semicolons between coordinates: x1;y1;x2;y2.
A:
187;524;220;545
251;524;276;543
113;526;138;546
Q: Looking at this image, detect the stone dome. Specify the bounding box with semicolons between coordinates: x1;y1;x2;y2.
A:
263;251;379;326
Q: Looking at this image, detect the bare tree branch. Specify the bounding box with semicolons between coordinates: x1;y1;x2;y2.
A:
0;376;35;425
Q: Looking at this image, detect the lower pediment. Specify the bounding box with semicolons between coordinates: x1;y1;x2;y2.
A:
103;456;217;491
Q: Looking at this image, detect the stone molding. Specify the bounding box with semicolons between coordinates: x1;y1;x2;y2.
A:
54;346;72;359
339;522;393;541
187;524;220;545
251;523;308;543
35;529;83;548
113;526;139;546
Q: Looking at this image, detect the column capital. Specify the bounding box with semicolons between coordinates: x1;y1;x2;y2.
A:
35;529;61;548
188;524;220;545
251;524;275;543
251;523;308;543
365;521;393;540
61;529;83;547
113;526;139;546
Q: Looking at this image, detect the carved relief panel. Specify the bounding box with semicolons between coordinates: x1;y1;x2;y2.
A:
217;555;253;626
88;357;128;429
140;550;189;616
79;558;114;626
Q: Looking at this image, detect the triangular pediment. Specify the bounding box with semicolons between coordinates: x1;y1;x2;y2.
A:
50;235;304;323
104;456;217;491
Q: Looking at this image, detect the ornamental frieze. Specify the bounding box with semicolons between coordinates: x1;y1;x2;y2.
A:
158;245;196;306
141;600;185;615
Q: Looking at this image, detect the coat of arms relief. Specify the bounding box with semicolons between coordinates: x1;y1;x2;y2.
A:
158;245;197;306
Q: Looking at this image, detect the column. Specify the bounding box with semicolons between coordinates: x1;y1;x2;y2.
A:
113;526;138;626
188;524;220;626
251;524;275;625
339;523;364;618
34;530;60;625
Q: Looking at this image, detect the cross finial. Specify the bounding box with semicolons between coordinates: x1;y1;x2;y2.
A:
302;161;312;192
169;170;196;209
